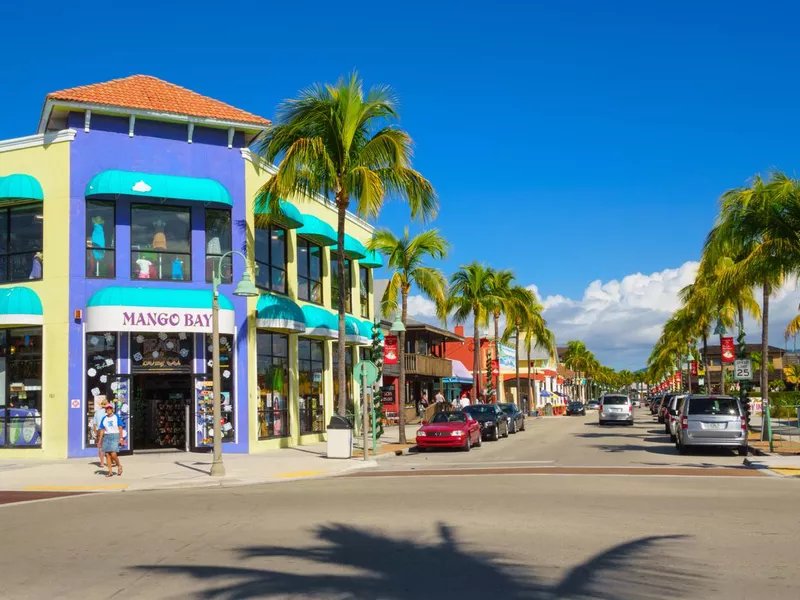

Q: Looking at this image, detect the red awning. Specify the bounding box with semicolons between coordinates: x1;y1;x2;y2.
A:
541;369;557;377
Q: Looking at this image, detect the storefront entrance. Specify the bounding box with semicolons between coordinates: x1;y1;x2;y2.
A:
131;374;192;451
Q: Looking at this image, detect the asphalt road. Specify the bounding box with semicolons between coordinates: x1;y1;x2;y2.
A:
1;409;798;600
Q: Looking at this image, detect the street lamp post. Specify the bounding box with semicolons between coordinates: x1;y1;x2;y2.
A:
210;251;258;477
714;319;727;395
685;349;694;395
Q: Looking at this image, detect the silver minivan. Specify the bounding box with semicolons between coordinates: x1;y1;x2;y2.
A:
676;395;747;456
598;394;634;426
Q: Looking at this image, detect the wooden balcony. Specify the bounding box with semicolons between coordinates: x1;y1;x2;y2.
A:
404;353;453;378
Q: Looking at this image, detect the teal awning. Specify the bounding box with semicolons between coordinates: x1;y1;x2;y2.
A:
345;315;369;345
296;213;337;246
358;319;382;343
85;286;235;333
85;170;232;207
359;249;383;269
0;287;43;326
254;198;304;229
256;293;306;333
0;174;44;204
331;235;367;260
301;304;338;339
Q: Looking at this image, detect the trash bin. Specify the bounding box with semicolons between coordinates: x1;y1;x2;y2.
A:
327;414;353;459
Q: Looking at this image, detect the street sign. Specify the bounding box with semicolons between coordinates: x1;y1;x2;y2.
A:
734;359;752;381
354;359;379;386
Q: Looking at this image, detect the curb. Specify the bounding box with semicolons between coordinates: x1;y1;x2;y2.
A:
747;444;770;457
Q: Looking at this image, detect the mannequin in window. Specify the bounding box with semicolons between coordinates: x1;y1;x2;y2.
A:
91;216;106;276
29;252;43;280
136;255;153;279
171;257;184;281
152;219;167;250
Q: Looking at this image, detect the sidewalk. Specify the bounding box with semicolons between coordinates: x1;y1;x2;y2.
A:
0;443;376;493
743;455;800;476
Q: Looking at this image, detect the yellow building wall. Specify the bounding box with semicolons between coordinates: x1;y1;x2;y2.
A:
0;138;71;458
243;156;374;451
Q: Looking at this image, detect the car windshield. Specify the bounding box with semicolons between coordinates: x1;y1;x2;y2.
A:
498;404;516;412
688;397;740;416
603;396;628;405
570;402;582;407
464;405;495;415
431;412;466;424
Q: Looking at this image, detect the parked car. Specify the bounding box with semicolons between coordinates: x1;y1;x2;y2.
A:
650;396;663;415
631;399;641;408
587;400;600;411
598;394;634;426
463;404;510;441
416;411;482;452
658;394;676;424
675;395;748;456
665;395;687;442
498;403;525;433
566;401;586;416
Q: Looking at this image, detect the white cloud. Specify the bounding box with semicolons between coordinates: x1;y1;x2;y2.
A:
403;262;800;370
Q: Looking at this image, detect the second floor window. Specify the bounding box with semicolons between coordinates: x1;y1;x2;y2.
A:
0;205;43;283
255;225;286;294
131;204;191;281
205;209;232;284
359;266;370;318
297;239;322;304
86;201;115;278
330;257;351;313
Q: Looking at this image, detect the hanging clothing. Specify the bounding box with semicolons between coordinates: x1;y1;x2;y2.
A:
152;231;167;249
136;258;152;279
206;236;221;255
29;255;42;279
171;258;184;281
91;222;106;260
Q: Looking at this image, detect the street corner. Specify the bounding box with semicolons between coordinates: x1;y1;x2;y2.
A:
743;456;800;478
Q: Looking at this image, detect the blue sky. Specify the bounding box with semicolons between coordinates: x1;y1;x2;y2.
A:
4;1;800;367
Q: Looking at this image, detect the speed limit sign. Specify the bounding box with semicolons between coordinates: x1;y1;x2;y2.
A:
734;359;752;381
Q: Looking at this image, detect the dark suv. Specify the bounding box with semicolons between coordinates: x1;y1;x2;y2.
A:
463;404;510;441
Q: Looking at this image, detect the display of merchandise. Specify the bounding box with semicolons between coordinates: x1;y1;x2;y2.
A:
152;398;186;448
171;258;184;280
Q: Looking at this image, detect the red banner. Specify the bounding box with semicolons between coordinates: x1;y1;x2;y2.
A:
721;337;735;363
491;359;499;375
690;361;698;376
383;335;398;365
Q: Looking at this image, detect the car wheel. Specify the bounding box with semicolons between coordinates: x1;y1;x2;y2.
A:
599;419;605;426
493;427;501;441
664;423;670;434
520;419;526;432
678;441;688;455
503;423;510;438
463;435;471;452
738;446;748;457
475;433;482;447
669;433;677;443
510;421;517;434
417;446;427;453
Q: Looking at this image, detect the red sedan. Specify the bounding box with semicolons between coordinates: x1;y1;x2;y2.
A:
416;411;482;452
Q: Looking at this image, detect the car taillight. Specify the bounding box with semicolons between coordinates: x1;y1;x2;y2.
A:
681;416;688;430
741;416;747;431
599;405;603;412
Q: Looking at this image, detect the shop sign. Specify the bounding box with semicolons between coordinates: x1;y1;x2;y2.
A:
86;305;235;334
381;384;395;405
384;336;398;365
721;337;736;363
690;361;698;376
132;332;193;373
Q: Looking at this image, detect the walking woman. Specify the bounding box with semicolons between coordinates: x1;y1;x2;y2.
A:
98;403;124;477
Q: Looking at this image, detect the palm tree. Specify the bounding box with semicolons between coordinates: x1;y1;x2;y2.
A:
501;289;554;412
446;263;495;400
368;228;448;443
711;171;798;408
255;73;437;416
486;270;515;398
562;341;593;399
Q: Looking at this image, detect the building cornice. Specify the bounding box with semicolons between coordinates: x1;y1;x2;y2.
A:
0;128;76;154
240;148;375;233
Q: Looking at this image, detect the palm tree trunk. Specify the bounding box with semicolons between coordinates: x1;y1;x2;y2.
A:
494;312;500;402
526;345;533;414
514;327;521;410
397;291;408;444
473;311;481;401
702;333;709;394
336;206;348;417
761;283;771;440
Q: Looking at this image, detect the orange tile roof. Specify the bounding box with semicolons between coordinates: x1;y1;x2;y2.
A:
47;75;270;127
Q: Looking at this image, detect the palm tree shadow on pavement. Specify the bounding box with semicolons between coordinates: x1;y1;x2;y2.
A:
133;524;703;600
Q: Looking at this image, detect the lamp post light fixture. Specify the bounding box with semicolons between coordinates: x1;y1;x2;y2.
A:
210;251;258;477
390;312;405;333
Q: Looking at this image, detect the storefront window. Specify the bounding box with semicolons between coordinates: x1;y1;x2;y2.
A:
131;332;194;373
130;204;191;282
298;338;325;434
297;239;323;304
255;225;286;294
85;333;128;447
86;201;116;278
332;346;354;417
330;257;352;313
0;328;43;448
0;206;43;283
200;333;235;444
257;331;289;439
359;266;370;318
205;209;232;284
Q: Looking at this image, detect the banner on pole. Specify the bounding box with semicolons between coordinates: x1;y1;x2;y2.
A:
721;337;736;363
383;336;398;365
